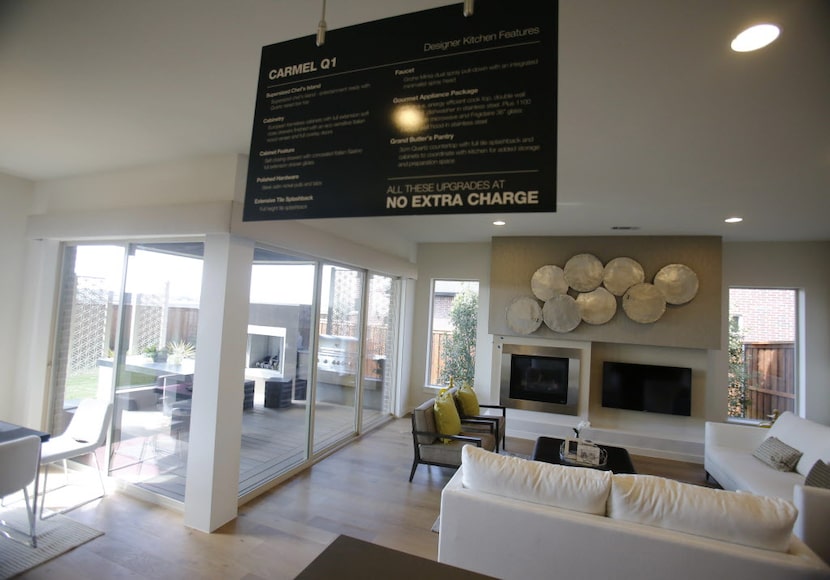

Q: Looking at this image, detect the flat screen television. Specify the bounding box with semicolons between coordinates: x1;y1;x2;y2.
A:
601;361;692;416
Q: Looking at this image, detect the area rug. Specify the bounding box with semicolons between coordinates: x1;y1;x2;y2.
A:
0;508;103;579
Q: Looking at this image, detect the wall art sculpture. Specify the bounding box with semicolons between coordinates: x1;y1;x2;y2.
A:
506;254;699;334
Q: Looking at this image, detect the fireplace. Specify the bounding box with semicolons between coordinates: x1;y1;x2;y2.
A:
499;343;581;416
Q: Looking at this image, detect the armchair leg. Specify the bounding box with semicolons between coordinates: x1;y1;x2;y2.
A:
409;461;419;482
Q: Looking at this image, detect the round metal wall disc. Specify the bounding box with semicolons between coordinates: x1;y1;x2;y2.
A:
530;265;569;301
622;282;666;324
542;294;582;333
576;287;617;325
563;253;604;292
654;263;699;305
603;256;645;296
506;296;543;335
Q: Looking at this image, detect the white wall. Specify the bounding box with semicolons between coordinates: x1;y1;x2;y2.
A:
407;243;492;410
31;154;241;212
0;172;33;422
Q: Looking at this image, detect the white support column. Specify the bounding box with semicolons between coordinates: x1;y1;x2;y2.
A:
183;233;254;532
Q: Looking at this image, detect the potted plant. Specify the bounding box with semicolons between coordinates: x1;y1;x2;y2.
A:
143;345;168;362
167;340;196;365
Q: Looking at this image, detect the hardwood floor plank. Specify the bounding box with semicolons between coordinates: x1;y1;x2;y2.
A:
16;417;708;579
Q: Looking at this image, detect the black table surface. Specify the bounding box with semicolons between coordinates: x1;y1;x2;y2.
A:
295;535;496;580
532;436;636;474
0;420;50;444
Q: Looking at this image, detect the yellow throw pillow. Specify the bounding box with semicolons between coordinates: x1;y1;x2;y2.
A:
434;390;461;442
456;382;480;416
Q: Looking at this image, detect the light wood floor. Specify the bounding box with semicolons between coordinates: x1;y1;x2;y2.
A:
16;417;710;580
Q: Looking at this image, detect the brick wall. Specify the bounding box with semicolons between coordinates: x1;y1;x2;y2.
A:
729;288;795;343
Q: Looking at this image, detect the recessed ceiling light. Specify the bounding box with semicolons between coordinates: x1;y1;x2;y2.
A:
731;24;780;52
611;226;640;231
492;220;506;226
724;216;743;223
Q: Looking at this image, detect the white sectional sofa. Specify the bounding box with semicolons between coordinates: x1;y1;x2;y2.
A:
438;446;829;580
705;411;830;563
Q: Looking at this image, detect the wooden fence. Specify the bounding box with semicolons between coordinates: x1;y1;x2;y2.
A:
428;331;450;386
743;342;795;420
318;321;389;358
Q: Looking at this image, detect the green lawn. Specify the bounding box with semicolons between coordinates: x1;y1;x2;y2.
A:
64;369;100;400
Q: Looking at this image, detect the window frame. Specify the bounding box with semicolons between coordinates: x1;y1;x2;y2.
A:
727;286;800;424
426;278;480;389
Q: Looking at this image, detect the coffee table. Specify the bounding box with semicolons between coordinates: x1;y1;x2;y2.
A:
532;436;636;474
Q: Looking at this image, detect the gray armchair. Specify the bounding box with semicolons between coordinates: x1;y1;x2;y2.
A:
409;397;496;481
450;385;507;452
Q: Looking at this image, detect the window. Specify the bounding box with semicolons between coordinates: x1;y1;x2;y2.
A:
428;280;479;387
728;288;797;421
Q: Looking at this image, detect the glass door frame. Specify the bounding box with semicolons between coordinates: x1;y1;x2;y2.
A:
46;238;206;494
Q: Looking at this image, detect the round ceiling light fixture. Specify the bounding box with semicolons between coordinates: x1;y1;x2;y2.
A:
731;24;780;52
724;216;743;223
492;220;506;226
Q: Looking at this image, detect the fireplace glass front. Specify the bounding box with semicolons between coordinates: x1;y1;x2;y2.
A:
500;343;581;416
509;354;569;405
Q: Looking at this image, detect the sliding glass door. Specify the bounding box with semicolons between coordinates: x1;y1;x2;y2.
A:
49;244;126;441
313;264;364;454
108;243;203;499
240;248;315;495
239;250;400;495
49;241;204;502
50;240;400;503
361;274;399;430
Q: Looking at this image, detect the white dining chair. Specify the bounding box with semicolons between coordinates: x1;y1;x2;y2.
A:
39;399;113;519
0;435;41;547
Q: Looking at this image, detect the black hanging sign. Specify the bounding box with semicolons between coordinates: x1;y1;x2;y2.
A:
243;0;557;221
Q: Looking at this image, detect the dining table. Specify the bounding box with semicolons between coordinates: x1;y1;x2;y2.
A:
0;421;50;444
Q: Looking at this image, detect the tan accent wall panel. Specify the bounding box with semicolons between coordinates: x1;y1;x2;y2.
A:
489;236;722;349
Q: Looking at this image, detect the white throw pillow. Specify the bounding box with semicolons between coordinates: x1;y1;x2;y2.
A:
461;445;612;515
608;474;797;552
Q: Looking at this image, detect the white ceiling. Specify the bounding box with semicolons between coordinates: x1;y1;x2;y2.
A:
1;0;828;249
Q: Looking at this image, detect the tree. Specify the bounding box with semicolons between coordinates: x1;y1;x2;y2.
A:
439;289;478;386
727;317;751;417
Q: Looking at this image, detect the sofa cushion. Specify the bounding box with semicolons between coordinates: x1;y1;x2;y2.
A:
768;411;830;475
752;436;802;472
461;445;611;515
707;444;802;499
805;460;830;489
609;473;798;552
